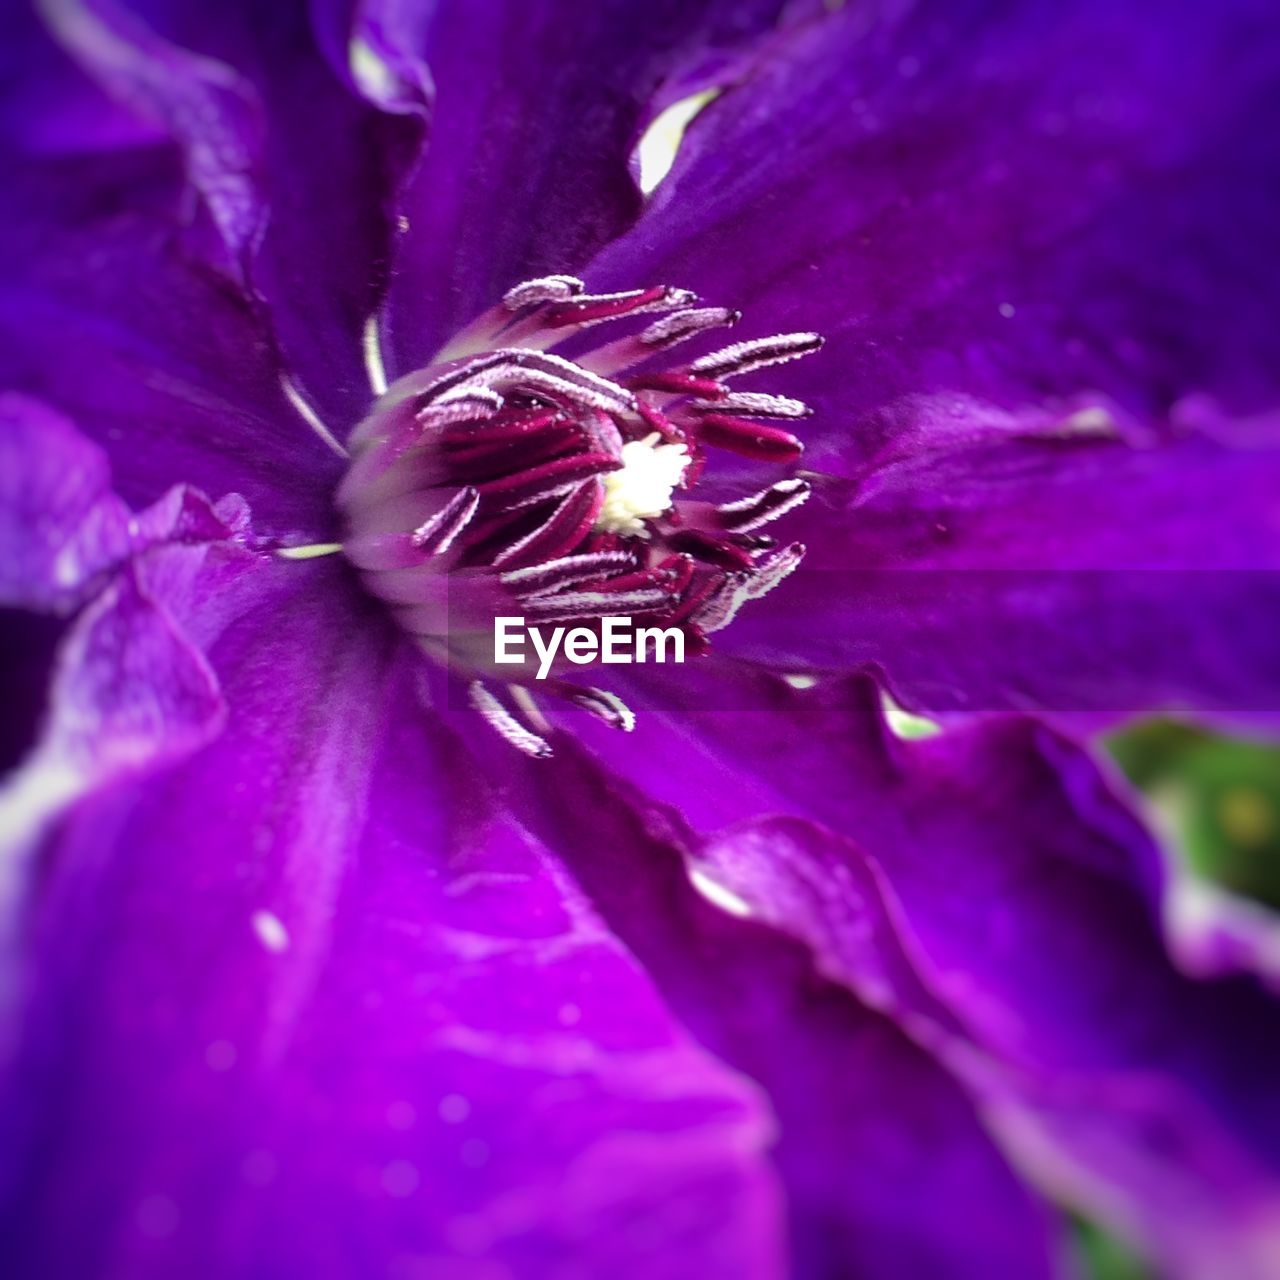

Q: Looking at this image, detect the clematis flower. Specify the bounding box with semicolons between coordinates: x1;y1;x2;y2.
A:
2;0;1280;1277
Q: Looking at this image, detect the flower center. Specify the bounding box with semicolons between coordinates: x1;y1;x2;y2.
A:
337;275;823;754
596;434;689;536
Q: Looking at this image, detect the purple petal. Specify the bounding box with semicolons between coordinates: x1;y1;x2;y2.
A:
38;0;422;431
0;555;783;1278
0;3;166;155
375;0;801;375
725;425;1280;715
40;0;264;274
588;0;1280;461
0;142;339;536
580;666;1280;1275
487;736;1063;1278
0;394;261;614
1164;877;1280;990
0;395;133;610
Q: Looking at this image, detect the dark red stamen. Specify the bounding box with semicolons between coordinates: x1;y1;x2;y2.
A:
475;452;619;503
542;286;671;328
691;414;805;462
628;372;726;399
668;529;757;571
339;273;823;752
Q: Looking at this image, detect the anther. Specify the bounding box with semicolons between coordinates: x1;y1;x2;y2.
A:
692;414;805;462
500;549;637;596
567;687;636;732
691;332;825;379
626;372;726;399
522;586;671;624
475;452;620;505
502;275;585;309
412;487;480;554
640;307;740;349
701;392;812;419
469;682;553;758
716;478;811;533
416;388;505;430
543;286;696;329
491;486;605;568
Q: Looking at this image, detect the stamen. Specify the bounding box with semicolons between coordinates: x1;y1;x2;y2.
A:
412;486;480;554
744;542;805;601
338;274;821;749
668;529;756;571
522;587;671;624
417;350;636;414
627;371;726;400
693;545;802;635
492;486;605;568
716;478;811;533
701;392;811;419
503;275;585;309
500;550;637;596
691;575;750;634
440;407;564;448
415;388;504;430
691;332;824;379
692;414;805;462
543;286;697;329
469;682;553;758
640;307;740;349
476;452;618;505
567;687;636;732
459;367;637;418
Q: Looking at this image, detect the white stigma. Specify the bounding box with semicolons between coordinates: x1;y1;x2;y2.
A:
595;434;689;537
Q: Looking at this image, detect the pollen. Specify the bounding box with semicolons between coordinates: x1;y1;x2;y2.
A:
594;433;689;536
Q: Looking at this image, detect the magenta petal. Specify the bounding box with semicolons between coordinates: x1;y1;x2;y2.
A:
581;666;1280;1275
376;0;799;374
0;143;339;535
38;0;422;431
488;738;1063;1278
0;395;251;613
0;556;784;1278
0;395;133;610
588;0;1280;460
725;425;1280;715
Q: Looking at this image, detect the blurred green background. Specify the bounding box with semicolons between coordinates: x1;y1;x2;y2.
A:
1066;718;1280;1279
1109;719;1280;911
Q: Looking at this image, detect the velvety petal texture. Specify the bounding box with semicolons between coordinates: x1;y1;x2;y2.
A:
490;735;1064;1280
581;0;1280;718
572;667;1280;1278
41;0;425;431
375;0;803;374
0;394;251;611
725;425;1280;715
0;543;784;1278
0;394;133;611
592;0;1280;450
0;142;340;535
5;0;1280;1276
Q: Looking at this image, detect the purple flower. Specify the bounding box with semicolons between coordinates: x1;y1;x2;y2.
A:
3;0;1280;1277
